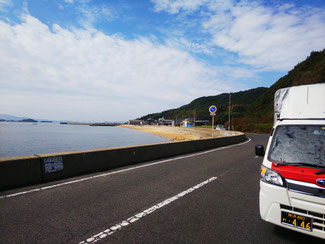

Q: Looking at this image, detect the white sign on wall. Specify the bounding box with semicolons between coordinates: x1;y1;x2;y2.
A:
44;156;64;174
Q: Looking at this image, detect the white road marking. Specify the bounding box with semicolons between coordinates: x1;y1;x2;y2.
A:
4;188;40;198
79;177;218;244
0;137;251;200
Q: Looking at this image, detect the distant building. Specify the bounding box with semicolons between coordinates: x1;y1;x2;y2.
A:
195;120;210;126
182;118;195;127
146;118;157;125
158;117;175;126
128;120;147;125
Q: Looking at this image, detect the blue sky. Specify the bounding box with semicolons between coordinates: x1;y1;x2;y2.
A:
0;0;324;121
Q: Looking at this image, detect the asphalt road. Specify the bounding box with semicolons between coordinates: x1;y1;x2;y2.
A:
0;133;323;244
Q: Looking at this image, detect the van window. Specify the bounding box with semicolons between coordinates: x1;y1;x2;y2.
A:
268;125;325;166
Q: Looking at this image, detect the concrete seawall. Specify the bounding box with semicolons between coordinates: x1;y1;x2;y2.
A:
0;134;247;191
0;155;42;190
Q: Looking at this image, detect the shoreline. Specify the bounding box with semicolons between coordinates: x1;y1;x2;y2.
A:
119;125;242;141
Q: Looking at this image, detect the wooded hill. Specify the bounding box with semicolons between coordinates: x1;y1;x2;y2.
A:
140;87;267;124
236;49;325;132
140;49;325;133
247;50;325;123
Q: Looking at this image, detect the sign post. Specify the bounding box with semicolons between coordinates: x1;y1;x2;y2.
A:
209;105;217;130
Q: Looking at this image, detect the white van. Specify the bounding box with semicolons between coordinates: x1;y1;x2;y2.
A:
255;83;325;239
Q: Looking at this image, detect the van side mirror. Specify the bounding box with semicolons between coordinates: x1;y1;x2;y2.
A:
255;145;265;157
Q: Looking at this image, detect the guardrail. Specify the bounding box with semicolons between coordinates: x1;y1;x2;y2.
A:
0;134;247;191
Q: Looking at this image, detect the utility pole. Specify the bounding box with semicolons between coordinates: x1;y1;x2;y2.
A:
212;116;214;130
228;93;231;130
194;110;196;127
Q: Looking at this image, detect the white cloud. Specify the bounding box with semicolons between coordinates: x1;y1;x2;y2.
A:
0;0;10;5
78;5;113;22
152;0;209;14
211;2;325;71
0;0;11;11
166;37;213;55
0;15;239;121
152;0;325;71
76;3;115;29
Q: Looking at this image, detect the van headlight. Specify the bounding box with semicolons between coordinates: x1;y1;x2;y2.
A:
260;165;283;186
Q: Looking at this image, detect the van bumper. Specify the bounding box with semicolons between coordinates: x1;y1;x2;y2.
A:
260;180;325;239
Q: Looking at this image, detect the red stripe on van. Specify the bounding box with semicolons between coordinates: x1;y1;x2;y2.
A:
271;163;325;188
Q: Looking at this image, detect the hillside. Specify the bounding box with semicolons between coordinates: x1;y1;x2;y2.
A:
246;49;325;123
140;87;268;124
140;49;325;133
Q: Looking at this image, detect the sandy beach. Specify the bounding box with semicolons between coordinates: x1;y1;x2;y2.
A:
120;125;242;141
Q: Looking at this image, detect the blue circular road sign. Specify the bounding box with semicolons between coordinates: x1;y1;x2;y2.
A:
209;105;217;114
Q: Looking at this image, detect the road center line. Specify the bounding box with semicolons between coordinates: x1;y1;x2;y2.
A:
0;137;250;200
79;176;218;244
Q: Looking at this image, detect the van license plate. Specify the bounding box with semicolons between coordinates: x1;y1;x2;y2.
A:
281;212;312;231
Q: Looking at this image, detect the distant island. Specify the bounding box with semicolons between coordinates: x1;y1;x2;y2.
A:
0;118;122;126
20;119;38;122
0;118;38;123
62;122;122;126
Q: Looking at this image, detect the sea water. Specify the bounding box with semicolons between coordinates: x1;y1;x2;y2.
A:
0;122;170;158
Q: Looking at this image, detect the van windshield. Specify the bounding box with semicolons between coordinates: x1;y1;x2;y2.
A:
268;125;325;166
